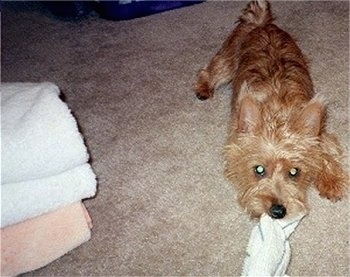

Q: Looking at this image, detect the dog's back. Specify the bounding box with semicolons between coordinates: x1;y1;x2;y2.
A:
234;0;314;107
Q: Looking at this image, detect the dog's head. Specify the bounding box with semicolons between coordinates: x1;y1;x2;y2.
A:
226;94;325;218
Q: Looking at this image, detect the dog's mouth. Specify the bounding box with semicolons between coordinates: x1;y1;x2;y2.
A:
239;187;308;219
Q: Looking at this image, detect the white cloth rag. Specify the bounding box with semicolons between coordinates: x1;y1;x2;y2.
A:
242;213;305;277
1;82;96;228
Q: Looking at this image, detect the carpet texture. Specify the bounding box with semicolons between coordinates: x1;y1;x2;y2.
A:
2;1;349;276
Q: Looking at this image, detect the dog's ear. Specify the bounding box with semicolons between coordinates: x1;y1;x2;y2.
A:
238;95;262;134
294;99;325;136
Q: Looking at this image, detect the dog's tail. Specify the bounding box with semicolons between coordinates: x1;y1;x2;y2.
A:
239;0;274;26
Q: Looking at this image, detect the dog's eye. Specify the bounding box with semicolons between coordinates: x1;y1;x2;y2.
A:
255;165;266;176
289;168;300;177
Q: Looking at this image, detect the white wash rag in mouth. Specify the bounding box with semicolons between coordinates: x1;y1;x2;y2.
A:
242;213;306;277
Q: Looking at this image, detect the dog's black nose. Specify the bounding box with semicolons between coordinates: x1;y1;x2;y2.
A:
269;204;286;219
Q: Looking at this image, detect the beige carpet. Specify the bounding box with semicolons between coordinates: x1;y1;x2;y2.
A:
2;1;349;276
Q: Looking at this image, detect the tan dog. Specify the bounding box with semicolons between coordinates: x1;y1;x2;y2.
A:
194;0;348;219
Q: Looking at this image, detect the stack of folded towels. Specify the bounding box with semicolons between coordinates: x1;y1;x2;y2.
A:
1;82;97;276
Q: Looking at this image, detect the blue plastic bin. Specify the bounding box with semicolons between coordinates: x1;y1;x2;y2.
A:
97;1;204;21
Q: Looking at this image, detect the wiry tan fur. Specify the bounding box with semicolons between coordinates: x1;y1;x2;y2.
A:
194;0;348;219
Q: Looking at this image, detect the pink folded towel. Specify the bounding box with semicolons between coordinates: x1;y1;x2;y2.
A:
0;202;92;276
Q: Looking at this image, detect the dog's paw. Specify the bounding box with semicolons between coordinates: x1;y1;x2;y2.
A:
194;69;213;101
196;93;210;101
318;179;348;202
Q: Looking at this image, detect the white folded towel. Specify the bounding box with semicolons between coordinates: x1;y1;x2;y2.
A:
242;213;305;277
1;82;88;184
1;164;96;228
1;82;96;228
